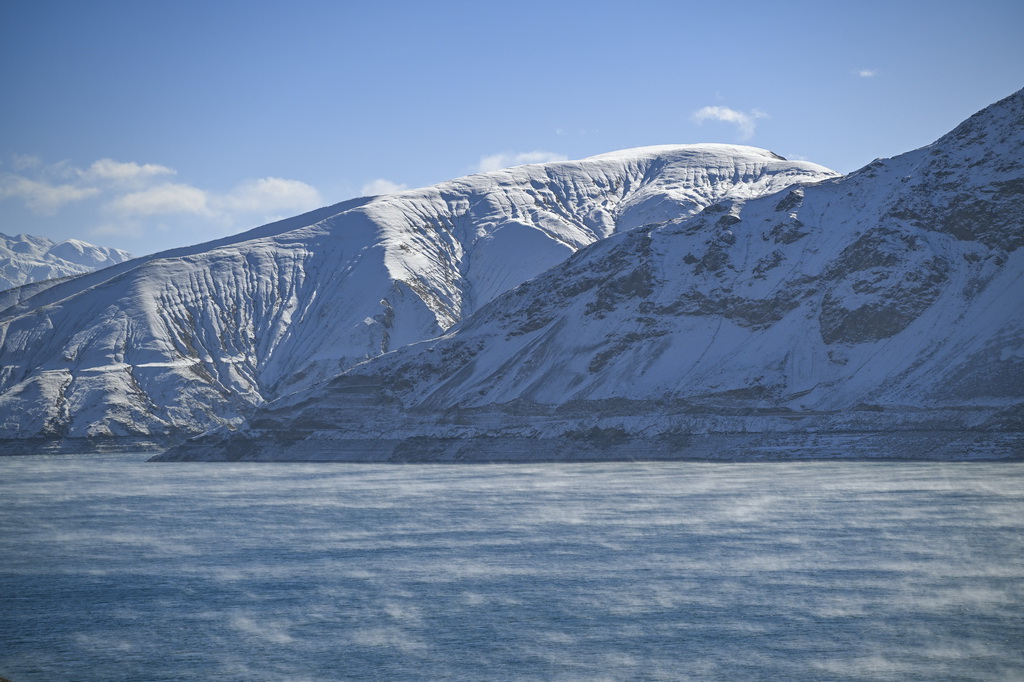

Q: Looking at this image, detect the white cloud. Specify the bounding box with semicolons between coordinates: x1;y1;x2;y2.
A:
856;69;877;78
11;154;43;172
38;159;78;181
476;150;568;173
0;175;99;214
2;154;329;248
106;176;322;222
0;156;176;214
108;183;210;216
218;177;322;214
360;178;408;196
691;106;768;141
84;159;175;183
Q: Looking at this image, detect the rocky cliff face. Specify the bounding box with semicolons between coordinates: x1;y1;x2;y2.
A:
0;146;833;447
158;90;1024;461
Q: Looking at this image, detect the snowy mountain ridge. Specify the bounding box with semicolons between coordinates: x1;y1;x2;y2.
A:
158;89;1024;461
0;145;835;450
0;233;131;292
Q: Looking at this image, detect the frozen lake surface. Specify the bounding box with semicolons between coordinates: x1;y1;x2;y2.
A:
2;455;1022;681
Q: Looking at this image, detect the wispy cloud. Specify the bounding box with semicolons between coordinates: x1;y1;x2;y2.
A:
360;178;408;196
1;155;327;246
691;106;768;141
11;153;43;172
2;157;177;215
107;183;209;216
107;177;323;223
218;177;322;215
83;159;175;183
855;69;877;78
0;175;100;214
476;151;568;173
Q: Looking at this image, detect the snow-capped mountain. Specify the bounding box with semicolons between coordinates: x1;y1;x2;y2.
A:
0;146;834;451
0;233;131;291
159;89;1024;461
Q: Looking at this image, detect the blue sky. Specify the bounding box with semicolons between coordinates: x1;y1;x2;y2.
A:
1;0;1022;256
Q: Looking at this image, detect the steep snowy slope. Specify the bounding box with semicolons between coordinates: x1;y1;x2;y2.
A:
162;89;1024;461
0;147;834;450
0;233;131;291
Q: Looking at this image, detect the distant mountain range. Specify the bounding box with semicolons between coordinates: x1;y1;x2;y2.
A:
0;233;131;292
4;90;1023;460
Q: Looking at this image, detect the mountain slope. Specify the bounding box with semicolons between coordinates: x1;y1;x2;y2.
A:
0;146;834;449
161;89;1024;461
0;233;131;291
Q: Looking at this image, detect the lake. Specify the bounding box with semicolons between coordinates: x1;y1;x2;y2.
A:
1;455;1022;681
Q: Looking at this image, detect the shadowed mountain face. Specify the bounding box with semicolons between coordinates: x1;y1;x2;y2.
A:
0;146;835;446
158;90;1024;461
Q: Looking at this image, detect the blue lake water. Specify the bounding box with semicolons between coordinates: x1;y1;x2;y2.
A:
1;455;1022;681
